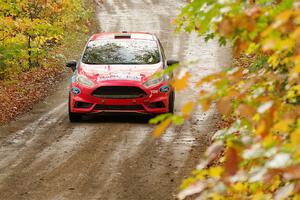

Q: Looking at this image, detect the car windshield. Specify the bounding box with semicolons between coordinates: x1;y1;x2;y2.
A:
82;39;161;65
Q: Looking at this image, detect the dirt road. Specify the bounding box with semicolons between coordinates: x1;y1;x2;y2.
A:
0;1;231;200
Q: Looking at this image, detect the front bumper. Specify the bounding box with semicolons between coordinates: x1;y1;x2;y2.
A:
69;80;171;114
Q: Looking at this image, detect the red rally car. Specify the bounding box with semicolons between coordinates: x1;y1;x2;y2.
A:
66;32;178;122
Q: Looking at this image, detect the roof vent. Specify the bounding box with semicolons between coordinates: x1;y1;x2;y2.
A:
114;34;131;39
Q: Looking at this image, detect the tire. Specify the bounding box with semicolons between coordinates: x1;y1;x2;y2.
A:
69;112;82;122
168;91;175;114
68;94;82;122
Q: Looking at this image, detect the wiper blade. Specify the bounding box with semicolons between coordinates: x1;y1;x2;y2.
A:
85;62;100;64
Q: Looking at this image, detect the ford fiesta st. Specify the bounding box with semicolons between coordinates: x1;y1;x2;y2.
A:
66;32;178;122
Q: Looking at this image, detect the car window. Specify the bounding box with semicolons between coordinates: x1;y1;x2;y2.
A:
82;39;161;65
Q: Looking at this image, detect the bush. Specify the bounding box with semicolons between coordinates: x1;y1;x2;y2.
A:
0;0;92;79
154;0;300;199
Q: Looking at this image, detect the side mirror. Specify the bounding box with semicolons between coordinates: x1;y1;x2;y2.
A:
66;60;77;72
167;60;179;66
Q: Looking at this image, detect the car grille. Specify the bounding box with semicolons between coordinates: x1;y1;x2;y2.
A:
92;86;147;99
94;105;144;111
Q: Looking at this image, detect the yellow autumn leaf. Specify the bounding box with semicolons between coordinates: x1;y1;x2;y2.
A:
195;170;207;180
253;113;260;122
152;118;172;138
172;72;190;91
195;72;225;87
270;176;281;192
273;119;293;132
196;74;215;87
295;64;300;73
262;135;277;148
291;28;300;39
232;182;247;192
208;166;224;178
227;89;240;98
290;128;300;146
256;120;266;136
276;10;293;24
212;193;225;200
251;192;270;200
261;26;273;38
201;98;211;112
181;101;195;117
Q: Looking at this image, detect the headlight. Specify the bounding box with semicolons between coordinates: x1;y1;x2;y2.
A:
143;74;169;87
76;75;94;87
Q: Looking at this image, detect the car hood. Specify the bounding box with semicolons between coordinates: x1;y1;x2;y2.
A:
78;63;163;83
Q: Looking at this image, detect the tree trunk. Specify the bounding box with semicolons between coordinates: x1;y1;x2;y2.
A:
28;35;32;68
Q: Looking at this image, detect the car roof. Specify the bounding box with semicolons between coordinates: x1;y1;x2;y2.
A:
90;32;156;41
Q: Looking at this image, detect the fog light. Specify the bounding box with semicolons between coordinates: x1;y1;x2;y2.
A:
75;101;92;108
148;101;165;108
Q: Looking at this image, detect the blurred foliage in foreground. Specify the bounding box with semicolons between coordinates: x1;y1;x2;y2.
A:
153;0;300;199
0;0;91;80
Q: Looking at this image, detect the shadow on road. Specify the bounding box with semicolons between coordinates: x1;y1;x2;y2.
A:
80;113;154;124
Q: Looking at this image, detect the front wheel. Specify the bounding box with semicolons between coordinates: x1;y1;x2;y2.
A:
69;112;82;123
68;94;82;122
168;91;175;114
